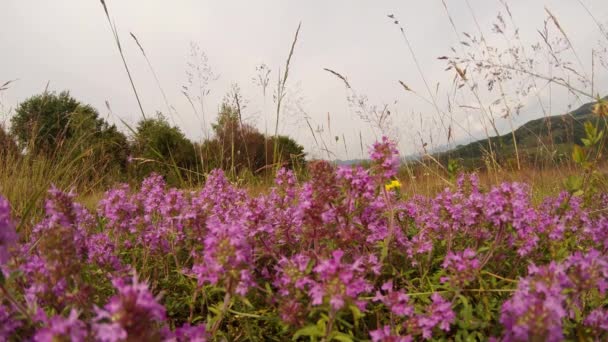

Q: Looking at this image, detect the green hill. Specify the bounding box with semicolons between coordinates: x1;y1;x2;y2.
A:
436;97;607;169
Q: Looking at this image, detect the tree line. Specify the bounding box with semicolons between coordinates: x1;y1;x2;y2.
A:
0;91;305;186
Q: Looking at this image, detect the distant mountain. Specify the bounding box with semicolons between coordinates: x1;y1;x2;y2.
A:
435;96;607;169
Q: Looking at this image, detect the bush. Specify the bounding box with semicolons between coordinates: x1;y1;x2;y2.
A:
0;124;18;157
9;91;129;183
268;134;306;170
131;112;197;185
201;102;306;176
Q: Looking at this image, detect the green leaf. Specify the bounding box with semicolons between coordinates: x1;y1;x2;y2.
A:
293;325;324;340
208;305;221;316
265;282;273;295
240;296;254;308
564;175;583;194
572;145;586;164
330;331;354;342
581;138;592;147
458;294;473;327
348;304;363;321
584;121;597;137
192;315;205;324
380;240;389;261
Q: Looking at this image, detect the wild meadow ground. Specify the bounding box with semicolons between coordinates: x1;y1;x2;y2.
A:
1;2;608;340
1;137;607;341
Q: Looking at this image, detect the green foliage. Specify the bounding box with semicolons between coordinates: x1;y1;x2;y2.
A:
201;102;306;176
581;121;604;147
447;158;461;180
0;124;18;157
270;135;306;170
132;112;197;185
11;91;80;151
437;96;608;170
9;90;129;182
566;98;608;201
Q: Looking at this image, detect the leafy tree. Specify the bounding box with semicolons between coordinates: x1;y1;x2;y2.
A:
0;125;18;157
207;102;265;172
268;135;306;170
132;113;197;184
203;101;305;174
9;91;129;180
11;91;93;152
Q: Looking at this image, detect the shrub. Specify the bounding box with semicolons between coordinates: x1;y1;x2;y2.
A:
131;112;197;185
9;91;129;179
201;102;305;175
0;125;18;157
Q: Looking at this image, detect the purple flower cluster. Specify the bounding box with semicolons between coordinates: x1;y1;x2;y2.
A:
584;308;608;332
369;325;412;342
373;280;413;316
500;262;569;341
500;249;608;341
169;323;208;342
191;218;254;296
309;250;373;311
93;274;166;341
441;248;481;286
0;195;17;266
34;309;88;342
370;136;400;181
0;304;21;340
406;293;456;339
1;137;608;340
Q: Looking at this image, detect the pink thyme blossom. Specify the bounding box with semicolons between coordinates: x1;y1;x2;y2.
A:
34;309;88;342
370;136;400;181
191;217;254;296
373;280;413;316
0;196;17;266
93;274;166;342
370;325;412;342
309;250;372;311
441;248;481;286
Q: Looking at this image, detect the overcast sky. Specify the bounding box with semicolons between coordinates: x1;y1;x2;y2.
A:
1;0;607;159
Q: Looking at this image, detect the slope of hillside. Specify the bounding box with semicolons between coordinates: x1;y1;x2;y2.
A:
437;97;607;169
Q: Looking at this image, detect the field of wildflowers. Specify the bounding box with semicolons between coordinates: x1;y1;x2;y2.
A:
1;137;607;341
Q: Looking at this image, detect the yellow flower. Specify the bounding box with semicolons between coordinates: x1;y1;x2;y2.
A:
385;179;402;191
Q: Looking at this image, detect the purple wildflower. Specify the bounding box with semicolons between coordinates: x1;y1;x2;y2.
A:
0;304;21;340
86;232;123;271
309;250;372;311
98;183;138;233
500;262;570;342
93;274;166;341
564;249;608;308
483;182;539;256
370;325;412;342
370;136;400;181
0;195;17;266
34;309;88;342
441;248;481;286
416;293;456;339
274;254;312;296
373;280;413;316
191;218;254;296
171;323;208;342
584;308;608;331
